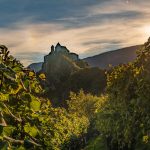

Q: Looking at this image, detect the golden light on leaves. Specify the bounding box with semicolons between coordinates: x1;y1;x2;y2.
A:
39;73;46;80
143;135;149;144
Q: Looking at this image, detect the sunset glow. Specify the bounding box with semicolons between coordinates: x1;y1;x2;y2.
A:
0;0;150;65
143;26;150;37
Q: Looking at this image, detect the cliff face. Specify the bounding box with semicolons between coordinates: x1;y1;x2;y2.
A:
41;43;88;85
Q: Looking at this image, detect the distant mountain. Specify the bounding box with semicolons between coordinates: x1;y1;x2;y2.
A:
28;62;43;72
84;45;141;69
28;45;141;72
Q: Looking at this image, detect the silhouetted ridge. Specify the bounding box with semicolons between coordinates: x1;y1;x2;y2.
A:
28;45;141;72
84;45;141;69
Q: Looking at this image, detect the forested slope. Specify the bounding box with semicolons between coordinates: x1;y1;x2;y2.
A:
85;38;150;150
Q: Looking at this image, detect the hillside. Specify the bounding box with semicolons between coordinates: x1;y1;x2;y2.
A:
29;45;141;72
84;45;141;69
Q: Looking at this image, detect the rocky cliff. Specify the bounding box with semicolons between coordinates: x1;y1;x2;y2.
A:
41;43;88;86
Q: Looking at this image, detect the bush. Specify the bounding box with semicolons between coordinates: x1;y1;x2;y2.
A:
95;38;150;150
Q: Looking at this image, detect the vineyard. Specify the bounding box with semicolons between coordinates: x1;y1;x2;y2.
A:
0;37;150;150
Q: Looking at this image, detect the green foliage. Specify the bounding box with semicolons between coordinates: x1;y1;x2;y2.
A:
1;37;150;150
66;67;106;96
39;106;89;149
67;91;107;149
84;136;107;150
94;38;150;150
68;90;106;120
0;45;90;149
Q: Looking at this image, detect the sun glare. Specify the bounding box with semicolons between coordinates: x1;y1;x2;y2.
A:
140;26;150;41
143;26;150;36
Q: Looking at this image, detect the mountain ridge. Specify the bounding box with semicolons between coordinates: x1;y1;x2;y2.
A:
28;45;141;72
84;45;141;69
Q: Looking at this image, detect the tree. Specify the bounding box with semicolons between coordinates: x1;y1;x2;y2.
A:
95;38;150;150
0;45;90;149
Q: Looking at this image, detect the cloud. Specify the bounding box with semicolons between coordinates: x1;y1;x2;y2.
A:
0;0;150;66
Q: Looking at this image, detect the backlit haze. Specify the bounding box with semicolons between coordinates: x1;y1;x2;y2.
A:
0;0;150;66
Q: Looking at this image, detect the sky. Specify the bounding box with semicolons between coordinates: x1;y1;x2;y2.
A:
0;0;150;66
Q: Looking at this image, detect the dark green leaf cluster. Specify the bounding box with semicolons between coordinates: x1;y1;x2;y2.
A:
92;38;150;150
0;46;90;149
